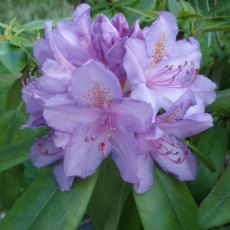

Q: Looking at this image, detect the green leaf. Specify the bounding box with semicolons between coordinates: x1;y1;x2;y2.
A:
0;110;33;144
124;7;158;21
202;25;230;32
188;125;228;200
0;72;17;115
167;0;182;16
208;1;230;16
187;141;216;173
177;11;205;20
10;35;34;48
5;78;23;111
198;166;230;229
179;0;195;13
134;167;199;230
88;158;130;230
0;165;24;209
23;18;69;32
0;140;31;173
206;89;230;112
118;192;142;230
0;41;27;74
23;20;46;31
125;0;157;24
0;168;98;230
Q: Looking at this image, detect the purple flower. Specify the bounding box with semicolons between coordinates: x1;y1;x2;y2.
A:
42;60;153;190
22;4;216;194
22;58;73;128
135;90;213;193
34;4;142;85
91;12;143;83
124;12;216;117
34;4;95;68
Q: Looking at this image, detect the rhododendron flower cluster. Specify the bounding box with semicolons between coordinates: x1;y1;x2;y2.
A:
22;4;216;194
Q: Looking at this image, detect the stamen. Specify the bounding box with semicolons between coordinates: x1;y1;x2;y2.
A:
146;60;198;89
152;136;190;164
37;142;61;156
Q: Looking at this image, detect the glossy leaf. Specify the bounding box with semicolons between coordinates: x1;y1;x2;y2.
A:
134;167;199;230
117;192;142;230
198;166;230;229
206;89;230;112
187;141;216;173
0;168;98;230
188;125;228;200
0;41;27;74
88;158;130;230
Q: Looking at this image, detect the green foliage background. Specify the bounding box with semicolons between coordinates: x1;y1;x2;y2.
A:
0;0;229;229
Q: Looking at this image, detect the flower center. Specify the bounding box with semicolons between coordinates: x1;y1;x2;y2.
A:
85;81;111;108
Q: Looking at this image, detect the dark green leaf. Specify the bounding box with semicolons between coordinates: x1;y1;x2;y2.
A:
188;125;228;200
0;168;98;230
88;158;130;230
0;41;27;74
0;139;33;173
118;192;142;230
0;165;24;209
198;166;230;229
134;167;199;230
0;73;17;115
206;89;230;112
187;141;216;173
177;11;204;20
5;78;23;111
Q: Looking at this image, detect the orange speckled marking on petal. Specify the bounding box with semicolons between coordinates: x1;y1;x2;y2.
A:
85;81;111;108
153;32;167;65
